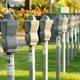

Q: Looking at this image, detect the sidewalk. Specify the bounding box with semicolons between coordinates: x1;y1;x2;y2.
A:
0;32;26;56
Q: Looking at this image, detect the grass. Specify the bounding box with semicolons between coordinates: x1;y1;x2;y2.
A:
0;44;80;80
0;36;2;43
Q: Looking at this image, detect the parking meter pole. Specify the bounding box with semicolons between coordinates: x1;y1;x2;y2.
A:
66;31;69;66
56;35;60;80
43;41;48;80
7;53;15;80
1;13;18;80
70;28;73;60
40;15;52;80
29;45;35;80
6;1;8;9
24;15;39;80
77;27;79;53
62;32;66;73
74;27;77;56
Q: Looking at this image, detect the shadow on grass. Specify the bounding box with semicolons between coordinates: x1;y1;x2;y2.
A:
1;75;78;80
66;53;80;73
15;48;57;72
1;44;80;79
0;76;56;80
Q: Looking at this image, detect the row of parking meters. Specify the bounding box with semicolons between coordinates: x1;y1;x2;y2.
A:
0;13;80;80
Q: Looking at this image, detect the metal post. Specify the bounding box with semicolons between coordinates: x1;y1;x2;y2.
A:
7;53;15;80
43;41;48;80
29;45;35;80
49;0;52;13
6;0;8;9
77;26;79;53
70;28;73;60
62;32;66;73
29;0;32;9
25;0;32;10
74;27;77;56
56;35;60;80
66;31;69;66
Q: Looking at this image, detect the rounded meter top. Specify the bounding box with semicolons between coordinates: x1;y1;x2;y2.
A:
5;13;14;20
27;15;36;21
41;15;50;20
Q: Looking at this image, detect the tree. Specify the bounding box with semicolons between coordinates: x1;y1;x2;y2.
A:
25;0;32;9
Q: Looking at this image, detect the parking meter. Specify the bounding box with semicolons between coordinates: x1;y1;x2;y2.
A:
1;14;18;53
77;13;80;52
24;15;39;80
39;15;53;80
60;14;68;73
67;15;75;60
53;14;68;80
75;13;80;53
63;13;70;66
65;14;75;66
53;15;68;34
24;15;39;46
39;15;53;41
0;13;18;80
72;14;78;56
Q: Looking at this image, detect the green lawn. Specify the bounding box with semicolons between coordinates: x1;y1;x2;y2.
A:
0;44;80;80
0;36;2;43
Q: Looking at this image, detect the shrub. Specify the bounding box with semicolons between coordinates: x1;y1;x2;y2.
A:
12;6;48;31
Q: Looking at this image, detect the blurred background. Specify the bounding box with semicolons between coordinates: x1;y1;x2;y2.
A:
0;0;80;31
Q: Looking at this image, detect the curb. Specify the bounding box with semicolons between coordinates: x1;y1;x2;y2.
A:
0;32;25;36
17;32;25;36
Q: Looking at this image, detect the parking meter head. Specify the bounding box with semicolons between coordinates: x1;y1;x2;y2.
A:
53;15;68;35
65;14;71;30
75;16;78;27
24;15;39;45
68;15;75;29
39;15;53;42
78;14;80;25
1;13;18;53
72;14;78;27
60;13;66;17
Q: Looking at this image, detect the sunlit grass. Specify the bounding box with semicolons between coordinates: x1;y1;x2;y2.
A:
0;70;80;80
0;44;80;80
